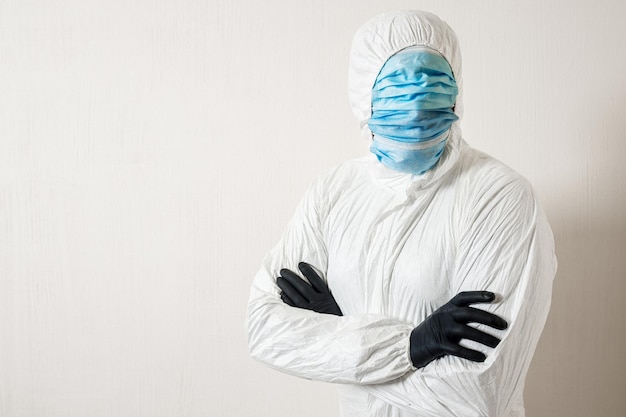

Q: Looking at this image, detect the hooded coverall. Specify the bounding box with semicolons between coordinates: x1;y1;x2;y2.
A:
247;10;556;417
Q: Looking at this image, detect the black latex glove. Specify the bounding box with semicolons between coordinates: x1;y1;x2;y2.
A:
276;262;343;316
409;291;508;369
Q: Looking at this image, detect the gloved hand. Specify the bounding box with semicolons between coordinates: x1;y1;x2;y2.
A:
277;262;343;316
409;291;508;368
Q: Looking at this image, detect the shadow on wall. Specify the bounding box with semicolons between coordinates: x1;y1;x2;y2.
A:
525;94;626;417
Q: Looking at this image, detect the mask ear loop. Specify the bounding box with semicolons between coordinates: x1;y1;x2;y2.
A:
370;105;374;142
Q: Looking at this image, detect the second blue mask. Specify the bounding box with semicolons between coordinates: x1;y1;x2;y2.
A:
368;47;459;174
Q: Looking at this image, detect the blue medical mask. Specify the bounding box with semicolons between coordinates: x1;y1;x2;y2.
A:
368;47;458;175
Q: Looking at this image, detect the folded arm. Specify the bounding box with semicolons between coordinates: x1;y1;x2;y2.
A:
359;179;557;416
246;174;416;384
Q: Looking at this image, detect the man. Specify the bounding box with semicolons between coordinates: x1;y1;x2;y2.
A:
247;10;556;417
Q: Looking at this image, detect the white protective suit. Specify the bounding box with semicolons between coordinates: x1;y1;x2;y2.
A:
247;10;556;417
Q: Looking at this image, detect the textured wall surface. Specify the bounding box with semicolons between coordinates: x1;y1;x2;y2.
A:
1;0;625;416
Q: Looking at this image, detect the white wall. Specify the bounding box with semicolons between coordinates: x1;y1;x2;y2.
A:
1;0;625;416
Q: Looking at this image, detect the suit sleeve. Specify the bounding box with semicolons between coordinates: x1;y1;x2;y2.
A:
360;178;557;417
246;172;416;384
